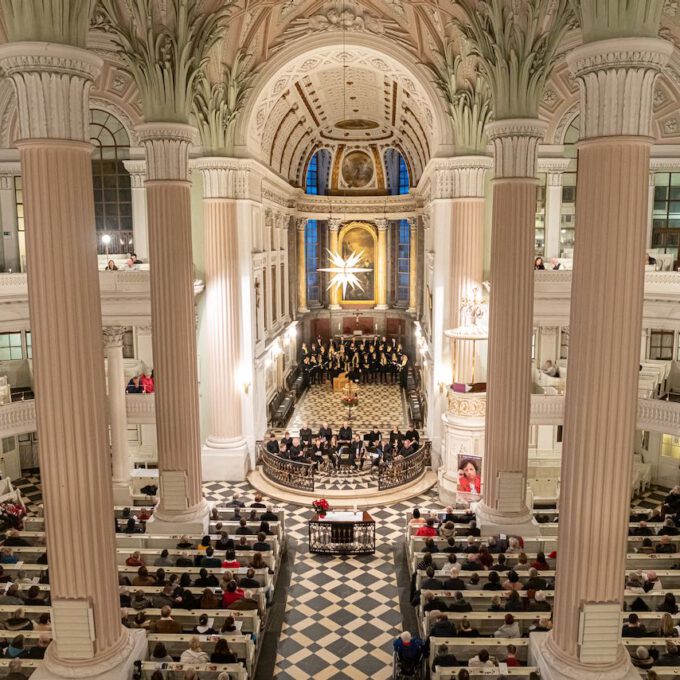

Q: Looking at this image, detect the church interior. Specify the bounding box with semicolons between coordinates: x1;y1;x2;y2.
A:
1;0;680;678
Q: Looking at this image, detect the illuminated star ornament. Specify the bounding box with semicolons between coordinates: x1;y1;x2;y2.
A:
318;249;373;296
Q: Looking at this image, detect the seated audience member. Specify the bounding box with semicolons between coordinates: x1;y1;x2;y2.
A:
550;257;561;271
132;566;155;587
5;610;32;633
176;535;194;549
150;642;173;664
416;518;438;537
422;591;448;614
221;580;244;608
175;552;193;568
238;568;260;589
443;567;466;591
140;371;154;394
491;554;509;572
530;590;551;612
409;509;426;528
461;553;480;571
200;547;222;569
252;532;271;552
180;637;210;664
468;648;495;667
130;590;152;611
126;376;144;394
194;568;219;589
622;613;646;637
657;612;679;637
416;553;433;572
430;614;457;639
489;596;504;612
658;592;680;614
449;592;472;612
503;570;523;591
261;506;278;522
1;549;20;565
655;535;676;553
0;585;24;606
5;659;26;680
657;640;680;666
211;638;237;664
631;646;654;670
524;568;548;592
531;551;550;571
222;550;241;569
22;586;45;607
631;520;654;536
534;257;546;270
432;644;458;671
528;617;552;634
3;530;29;548
393;631;424;664
192;613;216;635
25;634;50;660
420;567;441;591
495;613;521;638
5;635;25;659
458;618;480;637
638;538;655;554
153;549;173;567
439;521;456;540
644;570;662;592
484;571;503;591
505;644;522;667
152;606;181;634
541;360;558;377
505;590;524;612
199;588;220;610
249;552;271;572
35;614;51;632
231;589;259;611
422;538;439;554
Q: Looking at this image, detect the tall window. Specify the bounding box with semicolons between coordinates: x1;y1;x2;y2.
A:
560;173;577;256
650;329;674;360
652;173;680;264
0;333;22;361
535;175;546;257
395;219;410;303
305;220;320;304
305;149;331;196
559;327;569;360
90;110;132;255
385;149;410;195
14;177;25;271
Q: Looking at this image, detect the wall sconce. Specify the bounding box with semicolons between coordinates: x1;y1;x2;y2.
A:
242;382;251;395
438;381;448;394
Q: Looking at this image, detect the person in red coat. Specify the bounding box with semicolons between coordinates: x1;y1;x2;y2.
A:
415;518;438;537
457;458;482;494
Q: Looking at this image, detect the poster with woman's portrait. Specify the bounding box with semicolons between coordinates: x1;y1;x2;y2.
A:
457;454;482;497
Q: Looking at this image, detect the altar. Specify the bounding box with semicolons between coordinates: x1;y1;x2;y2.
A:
308;510;376;555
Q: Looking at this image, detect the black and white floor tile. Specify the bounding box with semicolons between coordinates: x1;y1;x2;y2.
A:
288;384;409;432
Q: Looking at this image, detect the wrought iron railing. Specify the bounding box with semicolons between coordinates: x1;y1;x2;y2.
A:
258;442;315;492
309;518;376;555
377;440;431;491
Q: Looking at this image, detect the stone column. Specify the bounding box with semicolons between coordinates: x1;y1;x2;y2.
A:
103;327;132;505
476;119;546;534
283;219;291;320
0;42;145;677
449;158;493;384
137;123;209;533
0;163;20;272
408;217;418;313
328;218;341;309
194;158;249;482
545;171;563;260
376;219;388;309
122;159;149;262
297;218;308;313
535;37;672;678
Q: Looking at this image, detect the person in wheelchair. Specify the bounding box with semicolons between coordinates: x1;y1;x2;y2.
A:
393;630;426;671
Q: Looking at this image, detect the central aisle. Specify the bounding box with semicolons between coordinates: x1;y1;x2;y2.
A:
204;480;441;680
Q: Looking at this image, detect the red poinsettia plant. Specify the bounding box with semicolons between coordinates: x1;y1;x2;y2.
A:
341;395;358;407
313;498;330;514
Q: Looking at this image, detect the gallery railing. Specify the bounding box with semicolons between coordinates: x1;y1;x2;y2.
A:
377;440;431;491
258;443;315;492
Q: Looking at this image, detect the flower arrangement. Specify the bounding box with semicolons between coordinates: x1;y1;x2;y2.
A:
341;395;358;407
312;498;330;514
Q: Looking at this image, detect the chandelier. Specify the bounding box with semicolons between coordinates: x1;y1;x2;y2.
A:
318;249;372;296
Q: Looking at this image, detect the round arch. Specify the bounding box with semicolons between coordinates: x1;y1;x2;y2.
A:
235;31;452;181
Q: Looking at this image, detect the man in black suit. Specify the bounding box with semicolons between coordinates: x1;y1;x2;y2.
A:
524;568;548;592
656;641;680;666
398;438;415;458
299;423;313;447
630;520;653;536
338;421;352;445
656;535;676;553
658;518;680;536
431;645;458;672
261;506;278;522
622;613;647;637
318;422;332;442
442;567;466;591
350;434;364;469
448;591;472;612
429;615;456;638
420;567;441;591
265;433;279;454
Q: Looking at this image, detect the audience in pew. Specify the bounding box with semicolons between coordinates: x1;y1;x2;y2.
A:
180;636;209;664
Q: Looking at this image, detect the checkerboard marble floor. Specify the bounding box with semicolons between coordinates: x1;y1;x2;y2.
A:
288;383;409;432
203;480;442;680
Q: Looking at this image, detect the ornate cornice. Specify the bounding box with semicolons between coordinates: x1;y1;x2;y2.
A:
192;157;250;199
426;156;493;200
567;37;673;139
487;119;547;179
136;123;196;182
0;43;102;142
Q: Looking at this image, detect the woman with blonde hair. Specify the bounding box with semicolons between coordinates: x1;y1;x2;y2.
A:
658;611;679;637
180;636;209;664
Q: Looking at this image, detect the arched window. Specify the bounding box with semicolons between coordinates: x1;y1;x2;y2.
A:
305;149;331;195
90;110;132;254
384;149;410;196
